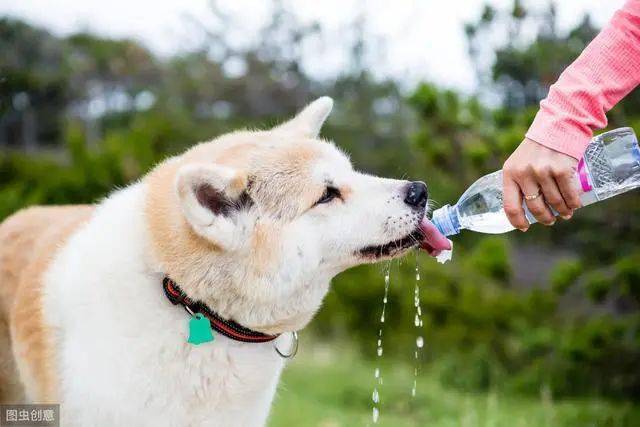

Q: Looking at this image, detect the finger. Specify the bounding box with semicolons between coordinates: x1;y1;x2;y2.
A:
520;176;556;225
536;172;572;218
503;174;529;231
554;169;582;210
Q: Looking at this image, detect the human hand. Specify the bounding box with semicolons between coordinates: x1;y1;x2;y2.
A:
502;138;582;231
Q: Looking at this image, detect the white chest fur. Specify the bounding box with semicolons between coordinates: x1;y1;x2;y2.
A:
43;184;287;427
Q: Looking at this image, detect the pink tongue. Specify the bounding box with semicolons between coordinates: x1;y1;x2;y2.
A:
419;217;452;257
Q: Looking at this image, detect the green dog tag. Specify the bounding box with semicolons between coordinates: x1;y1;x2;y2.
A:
188;313;214;345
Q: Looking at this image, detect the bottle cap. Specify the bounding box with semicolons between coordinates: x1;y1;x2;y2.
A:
432;205;460;236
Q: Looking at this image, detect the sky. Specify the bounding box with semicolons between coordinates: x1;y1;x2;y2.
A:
1;0;626;93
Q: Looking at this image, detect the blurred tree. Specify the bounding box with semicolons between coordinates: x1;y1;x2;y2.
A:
465;1;599;108
0;18;68;149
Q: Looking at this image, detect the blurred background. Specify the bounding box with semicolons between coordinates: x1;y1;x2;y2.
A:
2;0;639;425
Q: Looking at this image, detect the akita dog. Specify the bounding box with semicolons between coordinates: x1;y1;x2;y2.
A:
0;97;451;426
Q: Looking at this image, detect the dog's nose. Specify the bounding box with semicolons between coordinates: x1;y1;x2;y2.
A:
404;181;428;209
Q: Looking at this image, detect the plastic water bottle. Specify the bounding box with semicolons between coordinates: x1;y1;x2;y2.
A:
432;127;640;236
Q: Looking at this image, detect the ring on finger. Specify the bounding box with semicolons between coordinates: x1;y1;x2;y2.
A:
524;190;541;201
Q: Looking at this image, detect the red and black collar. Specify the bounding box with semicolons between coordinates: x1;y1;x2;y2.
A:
162;277;279;343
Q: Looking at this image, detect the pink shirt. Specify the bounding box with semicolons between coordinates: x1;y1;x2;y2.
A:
526;0;640;160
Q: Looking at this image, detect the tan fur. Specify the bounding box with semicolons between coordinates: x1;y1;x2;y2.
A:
250;142;322;218
250;222;282;275
338;185;353;201
191;137;258;168
144;134;322;291
145;157;216;287
144;135;263;282
0;206;94;403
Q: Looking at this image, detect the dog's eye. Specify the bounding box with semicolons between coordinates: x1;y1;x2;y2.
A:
316;186;341;205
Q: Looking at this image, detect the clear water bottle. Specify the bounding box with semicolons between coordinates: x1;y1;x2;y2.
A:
432;127;640;236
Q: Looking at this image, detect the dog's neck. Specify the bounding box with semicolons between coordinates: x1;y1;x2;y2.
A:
162;276;280;342
159;266;332;336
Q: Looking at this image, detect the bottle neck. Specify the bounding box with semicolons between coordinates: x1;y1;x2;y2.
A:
432;204;461;236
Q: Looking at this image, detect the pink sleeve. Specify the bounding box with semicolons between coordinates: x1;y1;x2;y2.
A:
526;0;640;159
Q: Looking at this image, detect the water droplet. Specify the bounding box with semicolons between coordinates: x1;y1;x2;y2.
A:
416;336;424;348
411;386;416;397
419;320;423;327
374;368;380;378
383;296;387;303
372;388;379;403
377;339;382;347
377;347;383;356
417;306;422;316
414;314;420;326
380;314;385;323
372;407;379;423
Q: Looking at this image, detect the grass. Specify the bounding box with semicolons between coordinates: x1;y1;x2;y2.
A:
268;340;639;427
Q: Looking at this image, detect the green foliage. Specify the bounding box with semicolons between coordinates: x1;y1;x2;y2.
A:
585;271;611;304
551;260;582;295
469;237;511;281
614;252;640;301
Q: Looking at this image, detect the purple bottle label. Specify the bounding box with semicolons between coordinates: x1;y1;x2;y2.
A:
577;158;592;192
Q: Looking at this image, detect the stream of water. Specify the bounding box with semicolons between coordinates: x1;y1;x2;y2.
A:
412;260;424;398
372;264;390;424
371;259;426;424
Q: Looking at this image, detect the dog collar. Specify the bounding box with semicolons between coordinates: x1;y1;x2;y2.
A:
162;277;280;343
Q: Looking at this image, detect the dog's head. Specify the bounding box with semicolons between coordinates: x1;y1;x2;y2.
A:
146;97;450;333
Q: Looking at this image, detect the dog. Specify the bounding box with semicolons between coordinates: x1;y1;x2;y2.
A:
0;97;451;426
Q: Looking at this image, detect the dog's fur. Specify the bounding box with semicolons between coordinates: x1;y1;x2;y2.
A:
0;98;427;426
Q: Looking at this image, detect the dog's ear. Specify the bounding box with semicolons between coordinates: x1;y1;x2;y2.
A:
275;96;333;138
175;163;251;250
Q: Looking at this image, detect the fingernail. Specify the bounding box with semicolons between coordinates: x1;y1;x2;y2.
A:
520;227;529;232
561;214;572;220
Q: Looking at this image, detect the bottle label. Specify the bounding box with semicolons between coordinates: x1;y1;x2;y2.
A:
577;158;592;192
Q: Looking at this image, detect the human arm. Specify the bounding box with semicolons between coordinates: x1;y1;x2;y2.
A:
504;0;640;230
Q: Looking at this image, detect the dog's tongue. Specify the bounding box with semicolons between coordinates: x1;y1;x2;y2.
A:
419;217;452;257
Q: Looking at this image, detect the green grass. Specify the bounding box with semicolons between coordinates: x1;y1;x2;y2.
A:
269;341;639;427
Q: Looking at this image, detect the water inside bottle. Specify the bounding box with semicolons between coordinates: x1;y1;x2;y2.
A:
454;172;517;234
460;211;515;234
